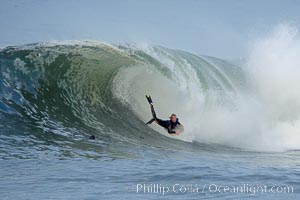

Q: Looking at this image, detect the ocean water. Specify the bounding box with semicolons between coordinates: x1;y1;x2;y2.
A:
0;38;300;199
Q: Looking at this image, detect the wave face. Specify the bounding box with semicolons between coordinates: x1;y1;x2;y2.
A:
1;37;300;155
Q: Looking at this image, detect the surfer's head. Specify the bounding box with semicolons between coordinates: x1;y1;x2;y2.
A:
170;114;177;123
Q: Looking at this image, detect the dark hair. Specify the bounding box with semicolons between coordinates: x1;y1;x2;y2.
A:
170;114;177;118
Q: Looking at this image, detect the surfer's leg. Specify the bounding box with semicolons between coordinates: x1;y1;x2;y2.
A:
155;118;169;129
150;105;157;119
146;118;155;124
145;95;158;125
146;105;157;124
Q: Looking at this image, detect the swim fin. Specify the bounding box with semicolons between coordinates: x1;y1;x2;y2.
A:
146;95;155;125
145;95;153;105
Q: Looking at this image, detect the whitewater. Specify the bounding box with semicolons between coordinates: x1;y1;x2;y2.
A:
0;25;300;199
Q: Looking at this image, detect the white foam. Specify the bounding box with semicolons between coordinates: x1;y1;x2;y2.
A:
113;28;300;152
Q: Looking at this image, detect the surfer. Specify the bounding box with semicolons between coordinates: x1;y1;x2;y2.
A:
145;95;183;135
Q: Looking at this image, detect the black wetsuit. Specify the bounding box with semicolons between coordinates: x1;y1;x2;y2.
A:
148;104;181;134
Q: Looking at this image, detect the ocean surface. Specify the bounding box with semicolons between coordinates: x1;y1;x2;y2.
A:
0;41;299;199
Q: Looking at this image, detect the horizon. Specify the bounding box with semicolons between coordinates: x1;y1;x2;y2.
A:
1;0;300;60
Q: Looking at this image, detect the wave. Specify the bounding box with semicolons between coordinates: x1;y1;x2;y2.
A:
1;29;300;154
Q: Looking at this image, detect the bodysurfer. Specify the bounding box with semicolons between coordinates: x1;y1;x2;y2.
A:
145;95;184;135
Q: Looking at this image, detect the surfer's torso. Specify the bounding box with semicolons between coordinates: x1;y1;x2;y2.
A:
156;118;181;133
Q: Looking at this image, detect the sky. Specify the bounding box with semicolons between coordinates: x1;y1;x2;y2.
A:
0;0;300;60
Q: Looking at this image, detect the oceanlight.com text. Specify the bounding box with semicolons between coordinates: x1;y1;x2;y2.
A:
127;183;294;196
